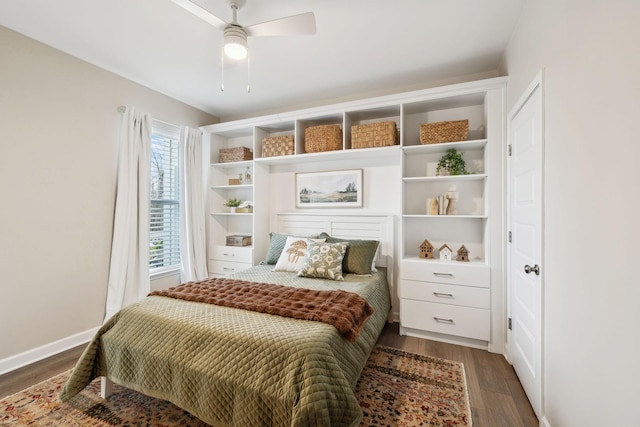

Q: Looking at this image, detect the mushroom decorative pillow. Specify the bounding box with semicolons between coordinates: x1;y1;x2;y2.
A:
273;236;324;273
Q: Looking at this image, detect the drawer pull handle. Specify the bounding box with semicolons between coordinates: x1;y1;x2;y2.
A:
223;267;235;271
434;317;455;324
223;253;235;257
433;292;454;298
433;272;454;277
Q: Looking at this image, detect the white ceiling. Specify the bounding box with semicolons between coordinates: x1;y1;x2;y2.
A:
0;0;523;121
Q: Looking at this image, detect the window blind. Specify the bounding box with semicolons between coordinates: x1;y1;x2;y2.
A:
150;121;181;273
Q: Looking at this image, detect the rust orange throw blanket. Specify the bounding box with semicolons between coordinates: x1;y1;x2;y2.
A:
149;278;374;342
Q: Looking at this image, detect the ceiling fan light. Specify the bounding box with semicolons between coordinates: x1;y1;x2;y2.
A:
223;27;248;60
224;40;247;59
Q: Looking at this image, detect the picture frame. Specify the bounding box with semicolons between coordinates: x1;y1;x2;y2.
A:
295;169;363;208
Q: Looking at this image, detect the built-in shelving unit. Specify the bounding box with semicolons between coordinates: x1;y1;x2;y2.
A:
200;77;506;352
207;157;256;277
397;80;505;351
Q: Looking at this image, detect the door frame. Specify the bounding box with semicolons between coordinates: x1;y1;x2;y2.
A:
506;69;545;417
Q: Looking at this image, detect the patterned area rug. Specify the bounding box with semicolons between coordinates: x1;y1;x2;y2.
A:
1;345;471;426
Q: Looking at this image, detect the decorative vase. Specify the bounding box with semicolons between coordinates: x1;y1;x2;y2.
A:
427;198;439;215
446;189;459;215
229;207;237;213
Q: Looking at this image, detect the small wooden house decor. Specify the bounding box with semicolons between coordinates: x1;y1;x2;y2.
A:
439;244;453;261
457;244;470;262
419;239;435;259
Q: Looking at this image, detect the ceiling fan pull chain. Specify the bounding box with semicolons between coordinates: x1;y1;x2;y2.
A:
220;48;225;92
246;49;251;93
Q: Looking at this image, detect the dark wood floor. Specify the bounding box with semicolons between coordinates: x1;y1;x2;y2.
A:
0;322;538;427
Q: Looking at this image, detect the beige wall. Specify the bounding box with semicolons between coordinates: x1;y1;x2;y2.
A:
0;26;216;361
502;1;640;426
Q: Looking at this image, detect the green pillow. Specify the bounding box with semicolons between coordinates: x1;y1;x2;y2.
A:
265;233;289;264
298;241;348;281
265;232;320;264
318;232;380;275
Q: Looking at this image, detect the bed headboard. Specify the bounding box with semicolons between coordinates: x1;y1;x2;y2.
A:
275;213;395;304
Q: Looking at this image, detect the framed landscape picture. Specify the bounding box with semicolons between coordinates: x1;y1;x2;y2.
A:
295;169;363;208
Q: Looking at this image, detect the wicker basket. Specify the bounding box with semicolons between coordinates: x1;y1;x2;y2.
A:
226;235;252;247
262;135;294;158
304;125;342;153
351;121;398;149
419;120;469;144
219;146;253;163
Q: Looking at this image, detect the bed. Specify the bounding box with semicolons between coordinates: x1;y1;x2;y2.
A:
60;214;394;427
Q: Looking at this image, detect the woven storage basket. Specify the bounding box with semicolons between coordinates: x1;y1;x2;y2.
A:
351;121;398;149
304;125;342;153
262;135;294;158
420;119;469;144
219;146;253;163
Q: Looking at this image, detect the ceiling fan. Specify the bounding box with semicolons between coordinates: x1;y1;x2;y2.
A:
172;0;316;60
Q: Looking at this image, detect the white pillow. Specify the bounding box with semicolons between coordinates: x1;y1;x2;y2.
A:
274;236;325;273
371;243;380;273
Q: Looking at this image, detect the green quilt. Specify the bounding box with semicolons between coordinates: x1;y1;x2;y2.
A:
61;266;391;426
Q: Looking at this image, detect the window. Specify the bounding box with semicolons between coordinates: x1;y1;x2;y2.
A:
150;121;181;274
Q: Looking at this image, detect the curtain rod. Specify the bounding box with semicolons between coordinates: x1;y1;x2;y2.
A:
117;105;180;129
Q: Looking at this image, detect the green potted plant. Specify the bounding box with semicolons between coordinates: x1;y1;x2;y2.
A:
436;148;469;176
224;197;241;213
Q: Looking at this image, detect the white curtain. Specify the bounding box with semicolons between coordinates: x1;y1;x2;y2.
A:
179;126;208;282
104;107;152;322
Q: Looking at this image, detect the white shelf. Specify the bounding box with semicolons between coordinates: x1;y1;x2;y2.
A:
403;174;488;183
255;145;400;165
402;256;487;266
211;184;253;190
211;212;254;217
403;214;487;219
402;139;487;155
211;160;253;169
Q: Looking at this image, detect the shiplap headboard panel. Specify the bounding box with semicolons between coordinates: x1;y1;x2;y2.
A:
275;213;395;309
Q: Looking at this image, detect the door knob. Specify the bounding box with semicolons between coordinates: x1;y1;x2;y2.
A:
524;264;540;275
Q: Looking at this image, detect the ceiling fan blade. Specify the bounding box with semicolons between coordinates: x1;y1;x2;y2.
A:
172;0;227;30
245;12;316;37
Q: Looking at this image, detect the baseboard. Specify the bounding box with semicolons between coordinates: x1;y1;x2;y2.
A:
541;416;551;427
0;327;99;375
399;325;489;351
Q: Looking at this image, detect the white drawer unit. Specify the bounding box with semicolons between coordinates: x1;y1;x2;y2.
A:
401;280;490;309
207;259;252;276
210;245;253;263
208;245;253;277
400;299;490;341
399;259;491;346
401;259;489;288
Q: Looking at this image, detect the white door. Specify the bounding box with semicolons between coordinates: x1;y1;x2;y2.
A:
508;73;544;419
